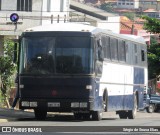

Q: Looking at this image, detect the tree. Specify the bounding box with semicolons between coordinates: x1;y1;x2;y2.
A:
0;39;16;103
141;16;160;79
122;12;135;21
100;3;114;13
141;16;160;34
147;36;160;79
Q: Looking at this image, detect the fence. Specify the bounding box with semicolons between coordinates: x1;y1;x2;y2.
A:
148;78;157;94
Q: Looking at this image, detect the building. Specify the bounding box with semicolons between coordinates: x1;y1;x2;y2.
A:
70;0;120;33
0;0;70;55
117;0;139;9
139;0;160;11
120;16;150;45
143;8;160;19
0;0;120;56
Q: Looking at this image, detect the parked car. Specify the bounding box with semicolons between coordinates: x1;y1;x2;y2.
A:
143;88;150;111
144;87;160;113
146;93;160;113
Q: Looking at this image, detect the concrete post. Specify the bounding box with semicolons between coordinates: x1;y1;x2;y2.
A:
0;36;4;56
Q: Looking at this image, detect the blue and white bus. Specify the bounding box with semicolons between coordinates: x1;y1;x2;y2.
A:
15;23;148;120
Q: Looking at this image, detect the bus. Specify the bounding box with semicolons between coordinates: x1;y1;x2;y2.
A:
14;23;148;121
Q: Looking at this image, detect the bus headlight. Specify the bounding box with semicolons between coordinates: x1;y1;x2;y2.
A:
30;102;37;107
71;102;79;108
86;85;92;90
21;101;29;107
80;102;87;108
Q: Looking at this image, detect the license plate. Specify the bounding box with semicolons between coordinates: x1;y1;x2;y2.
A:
48;102;60;107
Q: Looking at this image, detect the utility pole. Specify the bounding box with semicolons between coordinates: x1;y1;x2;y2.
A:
131;24;134;35
131;14;135;35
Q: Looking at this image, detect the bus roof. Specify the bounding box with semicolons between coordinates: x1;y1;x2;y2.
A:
25;23;146;45
25;23;97;32
121;34;146;44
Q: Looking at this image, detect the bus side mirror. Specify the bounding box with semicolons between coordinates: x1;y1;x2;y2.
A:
13;42;18;63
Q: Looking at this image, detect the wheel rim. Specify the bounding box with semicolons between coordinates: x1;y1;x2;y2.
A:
99;112;103;119
133;101;137;115
149;105;153;112
133;96;137;116
103;101;106;111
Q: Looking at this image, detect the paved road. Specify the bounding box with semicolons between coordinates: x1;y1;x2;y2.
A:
0;107;160;122
0;108;160;134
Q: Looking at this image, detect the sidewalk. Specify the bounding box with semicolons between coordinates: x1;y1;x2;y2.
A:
0;108;119;122
0;107;34;122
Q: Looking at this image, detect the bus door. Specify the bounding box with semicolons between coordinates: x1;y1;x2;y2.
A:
94;37;104;110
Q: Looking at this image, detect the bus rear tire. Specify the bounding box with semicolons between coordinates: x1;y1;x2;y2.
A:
92;111;102;121
82;113;91;120
74;113;82;120
34;109;47;120
128;95;137;119
118;111;128;119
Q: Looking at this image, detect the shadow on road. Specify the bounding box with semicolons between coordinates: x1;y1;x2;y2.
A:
16;114;118;122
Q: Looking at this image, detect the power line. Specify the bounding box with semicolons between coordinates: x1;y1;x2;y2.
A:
0;9;159;12
74;0;160;2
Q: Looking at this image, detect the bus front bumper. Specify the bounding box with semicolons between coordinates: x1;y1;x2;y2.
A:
19;99;94;112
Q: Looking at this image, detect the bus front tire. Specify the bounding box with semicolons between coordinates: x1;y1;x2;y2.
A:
34;109;47;120
92;111;102;121
82;113;91;120
74;113;91;120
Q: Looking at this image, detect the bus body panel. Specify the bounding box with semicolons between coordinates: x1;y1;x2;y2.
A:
134;67;145;109
19;76;93;99
19;76;104;112
99;62;134;111
98;62;146;111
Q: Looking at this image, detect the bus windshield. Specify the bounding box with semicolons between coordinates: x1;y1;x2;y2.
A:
19;36;93;75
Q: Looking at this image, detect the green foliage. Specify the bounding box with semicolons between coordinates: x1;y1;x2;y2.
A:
100;3;114;13
0;39;16;98
147;36;160;79
141;16;160;34
122;13;135;21
141;16;160;78
0;92;5;107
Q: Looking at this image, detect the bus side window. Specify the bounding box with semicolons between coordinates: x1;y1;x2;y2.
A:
110;38;118;61
101;36;110;60
118;40;126;62
141;49;145;61
134;44;138;64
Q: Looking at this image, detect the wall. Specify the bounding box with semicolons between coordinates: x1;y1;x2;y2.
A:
1;0;17;10
42;0;70;25
117;0;139;9
0;0;70;35
97;16;120;33
0;0;43;36
0;0;70;55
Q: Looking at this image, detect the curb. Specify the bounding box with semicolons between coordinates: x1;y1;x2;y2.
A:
0;119;8;123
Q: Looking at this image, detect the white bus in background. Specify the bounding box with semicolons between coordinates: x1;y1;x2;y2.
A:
14;23;148;120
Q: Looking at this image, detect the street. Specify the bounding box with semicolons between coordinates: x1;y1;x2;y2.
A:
0;108;160;134
0;108;160;126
